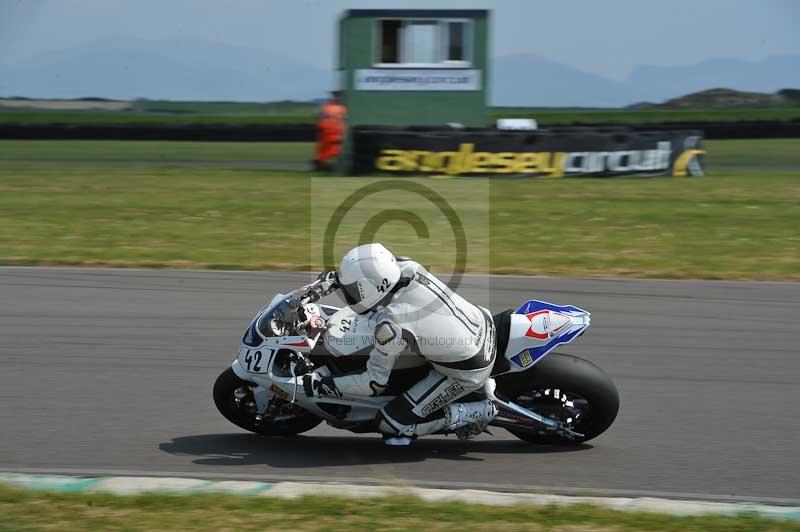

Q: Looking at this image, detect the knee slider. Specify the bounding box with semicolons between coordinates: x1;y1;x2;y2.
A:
376;411;401;436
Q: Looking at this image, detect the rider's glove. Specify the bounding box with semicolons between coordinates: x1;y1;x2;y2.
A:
318;270;338;285
303;371;341;398
307;315;327;332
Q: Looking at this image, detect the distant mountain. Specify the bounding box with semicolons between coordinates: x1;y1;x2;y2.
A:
625;55;800;104
0;38;333;101
491;54;628;107
636;88;791;109
491;53;800;107
0;38;798;107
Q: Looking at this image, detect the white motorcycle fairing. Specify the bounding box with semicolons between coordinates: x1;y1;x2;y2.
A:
231;296;394;426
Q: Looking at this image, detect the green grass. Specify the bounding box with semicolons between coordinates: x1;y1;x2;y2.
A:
133;100;317;115
0;140;314;163
1;484;796;532
0;109;318;126
488;168;800;279
1;138;798;167
3;101;800;127
490;106;800;125
0;99;319;125
0;139;798;279
705;139;800;167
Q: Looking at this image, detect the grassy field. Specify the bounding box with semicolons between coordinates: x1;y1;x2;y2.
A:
0;139;798;280
3;138;800;166
0;140;313;163
1;484;796;532
3;102;800;127
0;109;319;126
491;106;800;124
0;99;319;125
134;100;316;115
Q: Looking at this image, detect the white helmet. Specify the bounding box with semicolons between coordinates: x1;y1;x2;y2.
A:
337;243;401;314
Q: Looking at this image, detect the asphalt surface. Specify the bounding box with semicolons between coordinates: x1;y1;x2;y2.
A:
1;268;798;503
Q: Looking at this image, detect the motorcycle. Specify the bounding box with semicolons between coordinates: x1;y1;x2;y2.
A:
214;274;619;444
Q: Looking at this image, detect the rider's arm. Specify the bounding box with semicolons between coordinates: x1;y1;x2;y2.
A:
333;319;407;396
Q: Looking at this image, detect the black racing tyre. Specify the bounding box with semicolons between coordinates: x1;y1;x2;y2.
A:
495;353;619;445
213;368;322;436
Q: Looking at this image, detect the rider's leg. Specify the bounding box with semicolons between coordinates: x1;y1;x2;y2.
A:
377;366;495;439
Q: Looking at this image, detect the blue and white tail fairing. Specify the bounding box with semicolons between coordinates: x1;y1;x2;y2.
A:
501;300;591;370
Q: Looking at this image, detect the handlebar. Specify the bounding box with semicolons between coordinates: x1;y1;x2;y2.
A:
272;271;339;332
298;271;339;306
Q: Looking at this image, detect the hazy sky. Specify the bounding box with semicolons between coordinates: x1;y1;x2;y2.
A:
1;0;798;80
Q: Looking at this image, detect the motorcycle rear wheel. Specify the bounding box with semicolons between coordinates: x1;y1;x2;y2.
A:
213;368;322;436
495;353;619;445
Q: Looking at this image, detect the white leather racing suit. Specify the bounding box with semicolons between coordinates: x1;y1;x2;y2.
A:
333;260;496;437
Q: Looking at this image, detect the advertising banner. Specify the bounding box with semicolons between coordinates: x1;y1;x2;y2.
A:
354;69;481;91
351;127;705;177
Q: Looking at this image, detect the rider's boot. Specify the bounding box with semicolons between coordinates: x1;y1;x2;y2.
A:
380;399;498;445
447;399;499;440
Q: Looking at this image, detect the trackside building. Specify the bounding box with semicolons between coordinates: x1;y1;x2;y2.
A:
338;9;490;128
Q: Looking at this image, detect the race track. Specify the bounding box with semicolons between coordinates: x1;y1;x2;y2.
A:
1;268;798;504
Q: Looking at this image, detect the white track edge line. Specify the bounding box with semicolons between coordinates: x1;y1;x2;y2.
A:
2;467;799;507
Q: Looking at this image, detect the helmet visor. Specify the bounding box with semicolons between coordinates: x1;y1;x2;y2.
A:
336;272;361;306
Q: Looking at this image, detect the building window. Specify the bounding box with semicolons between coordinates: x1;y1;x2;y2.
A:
376;19;471;66
379;20;402;63
404;21;438;64
446;21;465;61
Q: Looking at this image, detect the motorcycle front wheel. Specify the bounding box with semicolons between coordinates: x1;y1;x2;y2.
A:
213;368;322;436
494;353;619;445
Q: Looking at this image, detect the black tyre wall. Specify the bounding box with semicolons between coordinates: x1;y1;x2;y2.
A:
495;353;620;444
213;368;322;436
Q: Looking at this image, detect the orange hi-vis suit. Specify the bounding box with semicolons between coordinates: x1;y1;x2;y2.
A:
315;99;347;168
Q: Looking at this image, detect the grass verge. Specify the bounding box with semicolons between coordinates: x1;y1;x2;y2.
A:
3;104;800;127
0;140;798;280
0;484;796;532
2;139;799;167
0;140;314;163
491;106;800;125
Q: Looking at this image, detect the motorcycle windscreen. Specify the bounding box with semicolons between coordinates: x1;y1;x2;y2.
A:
503;300;591;370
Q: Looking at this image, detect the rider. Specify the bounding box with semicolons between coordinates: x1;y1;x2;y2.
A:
303;243;498;445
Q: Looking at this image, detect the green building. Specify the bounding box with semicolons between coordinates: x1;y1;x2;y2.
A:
337;9;490;128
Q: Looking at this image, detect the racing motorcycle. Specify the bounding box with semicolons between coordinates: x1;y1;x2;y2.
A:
214;274;619;444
